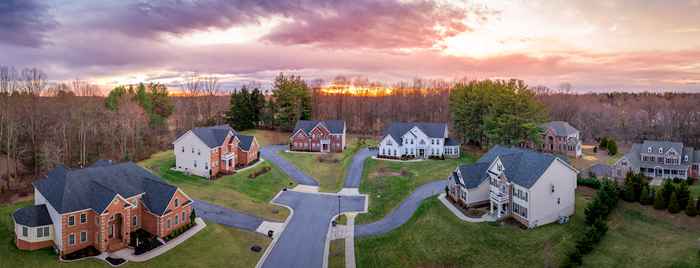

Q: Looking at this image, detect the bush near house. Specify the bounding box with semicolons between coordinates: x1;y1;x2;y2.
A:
248;166;272;179
577;178;601;189
685;198;698;217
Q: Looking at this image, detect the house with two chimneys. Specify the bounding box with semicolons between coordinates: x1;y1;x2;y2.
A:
378;122;460;159
289;120;347;153
173;125;260;179
447;146;578;228
613;140;700;181
12;161;194;256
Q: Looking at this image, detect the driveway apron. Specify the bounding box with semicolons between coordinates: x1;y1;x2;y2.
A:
260;145;319;186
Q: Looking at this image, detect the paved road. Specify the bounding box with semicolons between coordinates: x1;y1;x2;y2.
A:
192;200;264;232
355;180;446;237
343;148;376;188
260;145;319;186
262;191;366;268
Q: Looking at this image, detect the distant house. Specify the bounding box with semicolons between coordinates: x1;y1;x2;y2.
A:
447;146;578;228
539;121;582;158
378;122;460;159
12;161;194;256
289;120;347;153
173;125;260;179
612;140;700;180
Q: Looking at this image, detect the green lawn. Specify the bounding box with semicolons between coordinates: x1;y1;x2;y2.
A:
279;137;368;192
582;202;700;267
356;194;587;268
239;129;289;147
0;202;271;268
139;151;294;221
355;154;477;224
328;239;345;268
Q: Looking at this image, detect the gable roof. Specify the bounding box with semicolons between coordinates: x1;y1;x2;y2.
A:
236;134;256;151
293;120;345;135
33;161;179;216
455;162;491;188
475;145;566;188
382;122;448;145
188;125;236;148
541;121;579;136
13;205;52;227
641;140;683;155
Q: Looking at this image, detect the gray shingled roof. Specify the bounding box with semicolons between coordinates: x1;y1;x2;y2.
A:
641;140;684;156
236;134;255;151
13;205;52;227
541;121;579;136
476;145;562;188
589;164;612;178
190;125;236;148
445;137;460;146
293;120;346;135
33;162;179;216
456;162;491;188
382;122;448;145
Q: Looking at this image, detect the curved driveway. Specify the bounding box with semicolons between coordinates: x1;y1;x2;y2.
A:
260;145;319;186
262;191;366;268
192;200;264;231
343;148;376;188
355;180;446;237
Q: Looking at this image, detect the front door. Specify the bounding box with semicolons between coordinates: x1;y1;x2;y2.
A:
418;149;425;158
322;143;329;152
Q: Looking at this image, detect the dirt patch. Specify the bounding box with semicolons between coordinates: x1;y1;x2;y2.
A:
576;186;597;199
620;201;700;232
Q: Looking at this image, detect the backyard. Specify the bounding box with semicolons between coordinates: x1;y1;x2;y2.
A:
0;201;271;268
139;150;294;221
356;153;477;224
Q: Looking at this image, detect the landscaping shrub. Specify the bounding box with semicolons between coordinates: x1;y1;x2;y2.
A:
135;237;163;255
640;187;653;206
622;173;647;202
660;180;676;205
668;192;681;214
599;138;608;150
63;246;100;260
653;190;667;210
190;208;197;223
606;140;618;155
676;181;691;209
686;197;698;217
577;178;601;189
248;166;272;179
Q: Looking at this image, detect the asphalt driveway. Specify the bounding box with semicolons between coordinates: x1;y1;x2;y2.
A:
192;200;264;232
343;148;376;188
262;191;366;268
260;145;319;186
355;180;445;237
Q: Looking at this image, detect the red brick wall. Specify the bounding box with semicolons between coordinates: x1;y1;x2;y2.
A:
291;131;310;151
141;210;159;237
60;210;98;255
15;236;54;251
211;134;240;176
290;125;345;152
157;190;193;238
237;140;260;166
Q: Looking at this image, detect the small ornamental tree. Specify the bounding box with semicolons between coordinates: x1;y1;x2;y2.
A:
653;189;666;210
190;208;197;223
668;192;681;214
606;140;618;156
676;181;690;209
686;197;698;217
661;180;676;205
599;138;608;150
639;186;651;205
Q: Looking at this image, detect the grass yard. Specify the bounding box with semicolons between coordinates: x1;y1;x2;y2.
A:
355;154;477;224
139;151;294;221
356;194;588;268
239;129;289;147
279;137;368;192
328;239;346;268
582;201;700;267
0;202;271;268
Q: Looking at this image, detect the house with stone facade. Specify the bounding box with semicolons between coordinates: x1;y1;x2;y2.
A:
539;121;582;158
447;146;578;228
12;161;194;257
612;140;700;181
289;120;347;153
378;122;460;159
173;125;260;179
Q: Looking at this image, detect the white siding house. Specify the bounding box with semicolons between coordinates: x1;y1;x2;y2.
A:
173;131;215;178
378;122;460;159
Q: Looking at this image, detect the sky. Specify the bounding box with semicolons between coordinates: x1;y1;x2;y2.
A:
1;0;700;92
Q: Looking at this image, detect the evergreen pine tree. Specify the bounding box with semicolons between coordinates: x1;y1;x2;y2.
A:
639;186;650;205
668;192;681;214
686;197;698;217
676;181;690;209
653;189;666;210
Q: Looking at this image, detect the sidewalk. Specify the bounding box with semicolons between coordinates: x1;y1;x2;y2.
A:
438;194;495;223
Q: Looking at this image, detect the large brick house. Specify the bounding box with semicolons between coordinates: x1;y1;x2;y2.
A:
289;120;347;153
173;125;260;179
539;121;582;158
447;146;578;228
12;161;194;256
377;122;460;159
612;140;700;181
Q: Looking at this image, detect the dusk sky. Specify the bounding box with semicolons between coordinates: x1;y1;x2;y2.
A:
2;0;700;92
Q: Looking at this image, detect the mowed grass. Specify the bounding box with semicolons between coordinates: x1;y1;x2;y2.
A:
356;194;588;268
279;137;366;192
139;151;294;221
328;239;346;268
239;129;289;147
355;154;477;224
0;201;271;268
582;202;700;267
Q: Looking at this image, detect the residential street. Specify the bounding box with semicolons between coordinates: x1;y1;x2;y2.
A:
192;200;264;232
260;145;319;186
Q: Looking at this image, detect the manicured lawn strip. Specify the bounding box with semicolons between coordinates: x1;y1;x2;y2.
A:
328;239;345;268
239;129;289;147
0;202;271;268
356;195;587;268
139;151;294;221
581;201;700;267
279;137;363;192
355;154;477;224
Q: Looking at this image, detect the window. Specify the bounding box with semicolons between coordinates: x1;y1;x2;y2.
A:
68;215;75;226
80;231;87;243
167;219;171;229
175;215;179;225
192;147;194;153
80;213;87;224
181;146;184;152
22;226;28;237
197;149;201;156
194;160;197;168
182;212;186;223
659;147;663;153
175;199;179;207
69;234;75;245
551;184;555;193
204;162;208;170
387;140;392;146
648;147;652;153
431;139;434;145
36;228;43;238
684;155;689;162
132;216;138;226
43;226;49;237
557;198;561;205
96;216;100;225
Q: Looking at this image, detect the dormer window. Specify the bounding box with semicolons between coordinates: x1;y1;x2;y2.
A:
648;147;652;153
659;147;663;153
175;199;179;207
685;155;689;162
